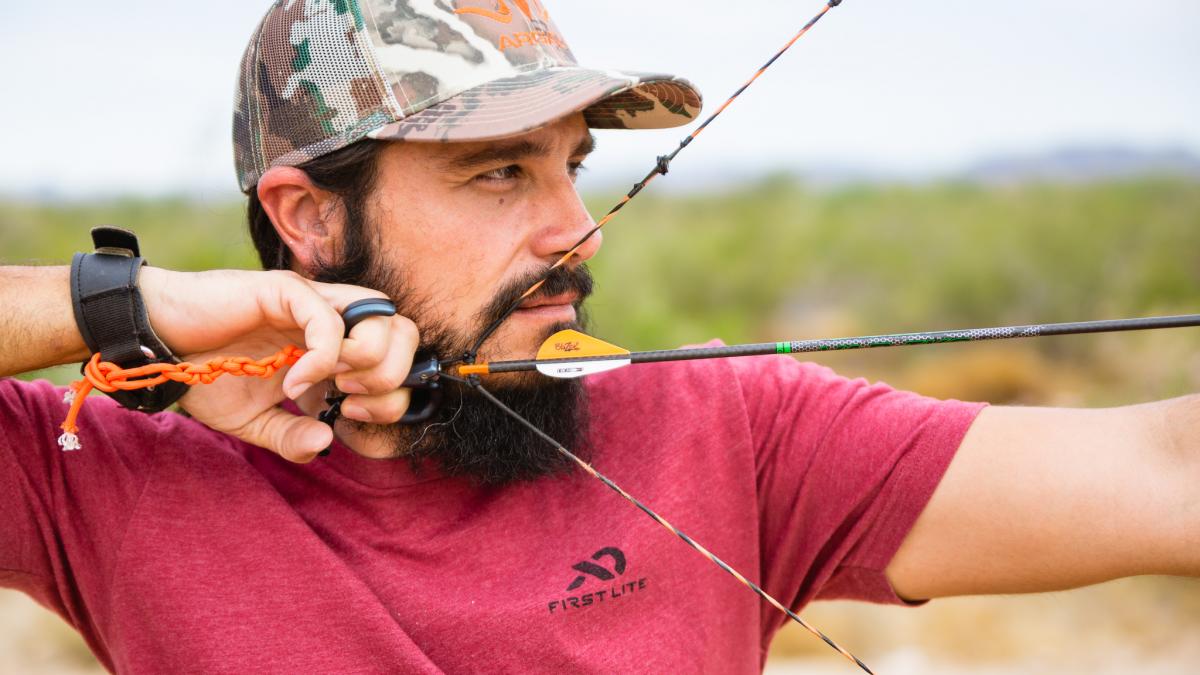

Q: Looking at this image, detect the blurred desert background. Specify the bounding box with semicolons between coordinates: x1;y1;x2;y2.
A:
3;0;1198;671
3;164;1199;672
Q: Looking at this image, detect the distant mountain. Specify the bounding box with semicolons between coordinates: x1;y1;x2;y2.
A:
961;146;1200;184
591;145;1200;194
7;146;1198;203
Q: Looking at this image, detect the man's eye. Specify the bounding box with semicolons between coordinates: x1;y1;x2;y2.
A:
478;165;521;182
568;161;586;181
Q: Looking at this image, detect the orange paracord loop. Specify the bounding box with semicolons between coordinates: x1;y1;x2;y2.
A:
57;346;305;451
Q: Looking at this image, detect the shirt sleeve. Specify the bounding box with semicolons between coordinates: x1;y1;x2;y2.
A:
0;378;164;623
727;354;987;611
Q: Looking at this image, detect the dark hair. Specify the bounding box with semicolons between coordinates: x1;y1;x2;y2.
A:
245;139;387;271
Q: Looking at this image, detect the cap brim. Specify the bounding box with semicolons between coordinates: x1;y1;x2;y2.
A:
366;67;702;143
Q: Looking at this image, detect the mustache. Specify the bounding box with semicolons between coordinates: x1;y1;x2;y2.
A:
474;263;594;340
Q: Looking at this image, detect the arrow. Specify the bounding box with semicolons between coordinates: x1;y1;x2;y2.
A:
457;314;1200;379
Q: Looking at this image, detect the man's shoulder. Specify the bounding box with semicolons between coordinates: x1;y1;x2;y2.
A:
581;339;824;439
583;339;734;404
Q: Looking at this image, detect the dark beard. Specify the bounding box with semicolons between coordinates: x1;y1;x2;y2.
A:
309;225;594;486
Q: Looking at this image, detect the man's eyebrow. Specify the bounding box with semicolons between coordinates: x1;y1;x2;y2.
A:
442;132;597;172
573;132;596;158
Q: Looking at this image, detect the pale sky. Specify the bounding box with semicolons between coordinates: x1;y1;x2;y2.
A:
1;0;1196;198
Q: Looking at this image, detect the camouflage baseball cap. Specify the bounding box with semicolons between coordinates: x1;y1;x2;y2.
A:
233;0;703;193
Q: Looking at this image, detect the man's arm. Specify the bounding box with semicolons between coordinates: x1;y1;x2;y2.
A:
0;265;346;381
0;266;90;375
0;264;417;462
886;398;1200;599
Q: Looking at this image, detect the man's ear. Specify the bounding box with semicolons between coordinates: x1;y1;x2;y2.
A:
256;166;342;272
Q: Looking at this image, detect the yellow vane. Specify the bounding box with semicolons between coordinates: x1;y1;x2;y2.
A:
535;330;631;379
454;330;631;378
536;329;628;360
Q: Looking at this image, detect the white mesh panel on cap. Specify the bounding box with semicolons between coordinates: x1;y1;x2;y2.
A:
233;0;398;191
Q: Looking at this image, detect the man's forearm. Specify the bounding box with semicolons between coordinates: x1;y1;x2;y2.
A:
1160;393;1200;576
0;266;89;377
889;395;1200;600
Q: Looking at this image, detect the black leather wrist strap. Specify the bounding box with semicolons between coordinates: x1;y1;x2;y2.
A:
70;226;188;412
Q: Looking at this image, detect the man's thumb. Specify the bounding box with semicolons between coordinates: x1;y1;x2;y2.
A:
238;407;333;463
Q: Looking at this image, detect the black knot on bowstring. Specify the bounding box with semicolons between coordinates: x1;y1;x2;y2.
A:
655;155;672;176
828;0;842;6
631;155;673;195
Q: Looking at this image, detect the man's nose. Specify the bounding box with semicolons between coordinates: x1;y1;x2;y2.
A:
530;178;602;264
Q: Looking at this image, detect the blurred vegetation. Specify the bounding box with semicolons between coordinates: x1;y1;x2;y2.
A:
4;176;1197;351
1;175;1198;671
582;175;1199;353
581;174;1200;409
7;175;1196;400
0;196;254;270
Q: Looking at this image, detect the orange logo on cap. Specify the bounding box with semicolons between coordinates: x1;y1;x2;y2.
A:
455;0;550;24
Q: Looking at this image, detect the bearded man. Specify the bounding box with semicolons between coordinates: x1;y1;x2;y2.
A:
1;1;1197;673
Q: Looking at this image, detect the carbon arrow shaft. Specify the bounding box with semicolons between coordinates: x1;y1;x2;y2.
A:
458;314;1200;376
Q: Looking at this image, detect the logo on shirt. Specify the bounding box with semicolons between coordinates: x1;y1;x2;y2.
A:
547;546;649;615
566;546;625;590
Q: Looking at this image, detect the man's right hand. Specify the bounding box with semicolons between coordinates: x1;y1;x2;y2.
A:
135;268;418;463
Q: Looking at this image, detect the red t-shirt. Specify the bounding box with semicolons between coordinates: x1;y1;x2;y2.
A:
0;351;984;673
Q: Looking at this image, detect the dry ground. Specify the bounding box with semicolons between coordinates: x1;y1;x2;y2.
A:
4;575;1198;673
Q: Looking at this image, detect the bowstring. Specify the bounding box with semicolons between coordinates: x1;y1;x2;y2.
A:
469;380;872;673
467;0;844;359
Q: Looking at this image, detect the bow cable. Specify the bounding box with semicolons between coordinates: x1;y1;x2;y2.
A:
468;378;875;674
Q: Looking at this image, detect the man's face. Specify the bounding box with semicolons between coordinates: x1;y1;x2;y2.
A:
309;113;599;484
364;112;600;364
